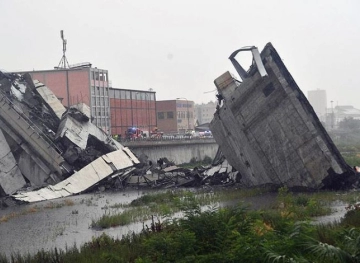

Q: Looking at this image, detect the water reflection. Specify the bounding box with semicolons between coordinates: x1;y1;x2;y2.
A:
0;190;146;257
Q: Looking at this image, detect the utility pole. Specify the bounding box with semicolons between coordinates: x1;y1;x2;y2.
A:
57;30;70;69
56;30;70;107
146;93;151;134
331;100;334;129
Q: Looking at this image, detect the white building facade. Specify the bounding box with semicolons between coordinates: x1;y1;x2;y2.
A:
194;101;216;125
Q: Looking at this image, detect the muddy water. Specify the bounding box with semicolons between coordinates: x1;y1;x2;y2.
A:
0;190;149;257
313;200;348;224
0;189;348;258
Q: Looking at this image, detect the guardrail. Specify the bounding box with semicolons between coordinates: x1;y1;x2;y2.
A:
117;136;215;143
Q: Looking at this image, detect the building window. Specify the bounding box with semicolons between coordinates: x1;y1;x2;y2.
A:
120;90;125;99
99;72;104;81
167;112;174;119
158;112;165;119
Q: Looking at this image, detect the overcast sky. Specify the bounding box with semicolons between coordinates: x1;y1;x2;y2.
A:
1;0;359;108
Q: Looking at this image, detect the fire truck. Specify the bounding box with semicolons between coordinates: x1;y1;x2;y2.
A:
150;127;163;139
126;127;143;140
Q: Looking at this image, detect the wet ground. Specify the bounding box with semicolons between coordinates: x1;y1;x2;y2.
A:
313;199;348;224
0;189;149;258
0;189;349;258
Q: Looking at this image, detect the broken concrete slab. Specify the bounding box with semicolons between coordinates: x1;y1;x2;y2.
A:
0;89;65;177
0;70;139;200
33;79;67;120
0;119;61;187
17;151;58;186
163;165;181;172
13;148;139;202
69;103;91;122
210;43;353;190
0;129;26;194
56;112;122;151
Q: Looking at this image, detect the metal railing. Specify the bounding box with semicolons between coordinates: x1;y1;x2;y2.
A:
118;135;214;143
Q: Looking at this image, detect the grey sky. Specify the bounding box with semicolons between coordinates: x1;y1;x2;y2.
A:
1;0;359;108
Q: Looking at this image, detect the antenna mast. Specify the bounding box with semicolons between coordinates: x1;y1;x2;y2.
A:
57;30;70;69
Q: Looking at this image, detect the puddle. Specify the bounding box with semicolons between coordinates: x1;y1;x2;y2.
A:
313;200;348;224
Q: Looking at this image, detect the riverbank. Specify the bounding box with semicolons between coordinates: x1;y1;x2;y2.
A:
0;187;359;261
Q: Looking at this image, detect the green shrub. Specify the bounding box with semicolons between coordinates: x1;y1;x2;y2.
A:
341;203;360;227
143;230;196;262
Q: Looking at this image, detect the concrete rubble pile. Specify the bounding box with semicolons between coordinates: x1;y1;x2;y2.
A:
210;43;360;190
0;71;139;203
98;153;241;190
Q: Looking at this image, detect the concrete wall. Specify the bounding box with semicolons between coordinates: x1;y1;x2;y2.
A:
210;43;348;189
123;139;218;164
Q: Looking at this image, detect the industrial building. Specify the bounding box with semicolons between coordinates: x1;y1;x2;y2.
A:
325;105;360;129
109;88;156;136
156;99;194;134
16;64;111;133
307;89;327;122
14;66;158;137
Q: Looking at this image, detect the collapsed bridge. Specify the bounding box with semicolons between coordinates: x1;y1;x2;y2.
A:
0;71;139;201
210;43;357;190
0;43;358;203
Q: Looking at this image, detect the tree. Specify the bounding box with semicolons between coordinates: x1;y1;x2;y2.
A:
338;117;360;131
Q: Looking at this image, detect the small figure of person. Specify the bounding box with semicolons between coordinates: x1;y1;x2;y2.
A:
216;93;224;106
